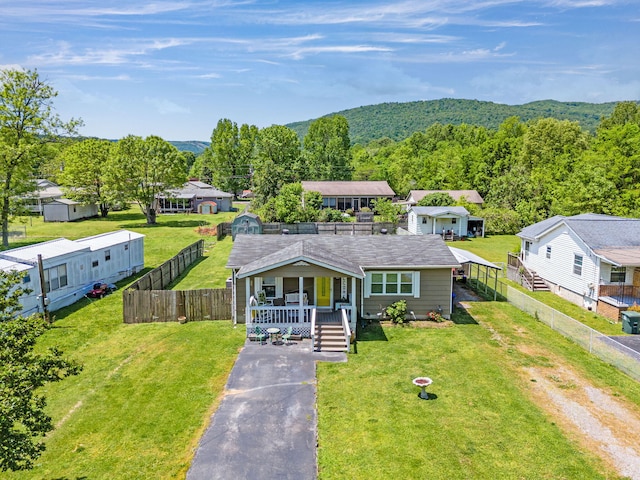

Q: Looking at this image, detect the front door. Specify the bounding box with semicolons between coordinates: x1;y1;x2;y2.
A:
316;277;332;309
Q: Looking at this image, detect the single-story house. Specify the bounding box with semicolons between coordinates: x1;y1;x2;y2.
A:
0;230;144;316
23;179;64;215
158;181;233;214
301;181;396;211
43;198;99;222
407;206;485;238
405;189;484;208
515;213;640;320
227;234;460;351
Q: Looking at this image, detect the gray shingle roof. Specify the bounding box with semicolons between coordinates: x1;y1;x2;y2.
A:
518;214;640;249
301;181;395;196
237;239;365;278
228;234;460;273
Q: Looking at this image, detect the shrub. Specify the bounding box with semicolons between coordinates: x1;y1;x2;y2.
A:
427;310;444;322
345;208;354;217
386;300;407;324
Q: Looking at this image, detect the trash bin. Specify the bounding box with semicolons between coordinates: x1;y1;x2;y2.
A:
622;310;640;334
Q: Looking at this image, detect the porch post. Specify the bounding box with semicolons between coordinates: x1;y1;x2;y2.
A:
232;270;237;327
351;276;357;327
299;276;304;320
245;277;251;325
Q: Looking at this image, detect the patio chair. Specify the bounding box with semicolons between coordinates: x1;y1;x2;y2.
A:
281;326;293;345
254;325;266;345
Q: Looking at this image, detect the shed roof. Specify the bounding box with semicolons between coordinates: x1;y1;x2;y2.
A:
228;234;459;272
301;181;395;197
48;198;80;206
408;190;484;204
0;258;32;273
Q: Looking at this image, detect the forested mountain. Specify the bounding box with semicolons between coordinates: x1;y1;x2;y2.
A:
287;99;622;145
169;140;210;153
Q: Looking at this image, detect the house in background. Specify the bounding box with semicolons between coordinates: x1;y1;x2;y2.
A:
0;230;144;316
405;189;484;208
158;181;233;214
512;213;640;320
43;198;99;222
301;181;396;211
407;206;485;238
227;234;459;351
23;179;64;215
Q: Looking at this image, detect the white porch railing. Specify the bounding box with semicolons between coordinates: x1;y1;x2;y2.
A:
341;308;351;353
310;308;317;350
248;305;315;337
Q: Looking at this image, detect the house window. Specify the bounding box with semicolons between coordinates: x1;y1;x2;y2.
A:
92;260;99;268
611;266;626;283
369;272;415;296
546;246;551;259
124;244;129;251
43;264;68;293
105;249;111;261
573;254;583;276
261;276;276;299
422;217;427;224
451;218;456;224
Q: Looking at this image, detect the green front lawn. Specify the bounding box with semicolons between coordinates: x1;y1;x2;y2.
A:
317;303;639;479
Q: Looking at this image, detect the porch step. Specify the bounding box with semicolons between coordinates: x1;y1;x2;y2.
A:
532;273;550;291
314;324;347;352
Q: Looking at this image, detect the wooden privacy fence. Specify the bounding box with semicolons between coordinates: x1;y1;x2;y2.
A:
128;240;204;291
123;288;232;323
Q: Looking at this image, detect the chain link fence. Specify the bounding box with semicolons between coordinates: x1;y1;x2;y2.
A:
469;268;640;382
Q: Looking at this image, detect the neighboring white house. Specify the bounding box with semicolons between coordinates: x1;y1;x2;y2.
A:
23;179;64;215
407;206;485;238
516;213;640;319
43;198;99;222
0;230;144;316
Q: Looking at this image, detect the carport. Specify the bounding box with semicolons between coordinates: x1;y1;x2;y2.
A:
449;247;502;300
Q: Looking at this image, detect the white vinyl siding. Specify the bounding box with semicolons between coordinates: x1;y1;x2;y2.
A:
520;225;598;298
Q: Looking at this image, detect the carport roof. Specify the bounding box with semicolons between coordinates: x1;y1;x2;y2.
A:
449;247;501;270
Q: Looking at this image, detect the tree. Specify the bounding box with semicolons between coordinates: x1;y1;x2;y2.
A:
0;68;81;246
0;271;81;471
252;125;302;205
108;135;186;224
302;115;351;180
372;198;402;224
272;183;322;223
58;139;114;217
206;119;257;198
417;192;454;207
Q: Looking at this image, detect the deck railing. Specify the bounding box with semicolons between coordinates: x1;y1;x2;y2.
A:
248;304;315;337
599;284;640;301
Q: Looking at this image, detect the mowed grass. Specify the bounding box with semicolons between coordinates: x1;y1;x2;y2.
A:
317;304;637;479
4;208;246;479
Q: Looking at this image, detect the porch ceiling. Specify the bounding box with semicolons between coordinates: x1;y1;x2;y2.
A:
595;247;640;267
236;239;365;279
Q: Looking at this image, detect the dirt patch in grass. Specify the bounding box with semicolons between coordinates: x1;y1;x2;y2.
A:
379;320;454;329
516;342;640;478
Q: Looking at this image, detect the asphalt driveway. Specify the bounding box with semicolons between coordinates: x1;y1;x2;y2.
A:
187;338;346;480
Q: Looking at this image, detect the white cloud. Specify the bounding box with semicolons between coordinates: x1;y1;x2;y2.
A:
144;97;190;115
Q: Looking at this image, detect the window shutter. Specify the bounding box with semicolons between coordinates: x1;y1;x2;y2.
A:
276;277;283;297
364;272;371;298
413;271;420;298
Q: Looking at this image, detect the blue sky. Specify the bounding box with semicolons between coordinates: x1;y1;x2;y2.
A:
2;1;639;141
